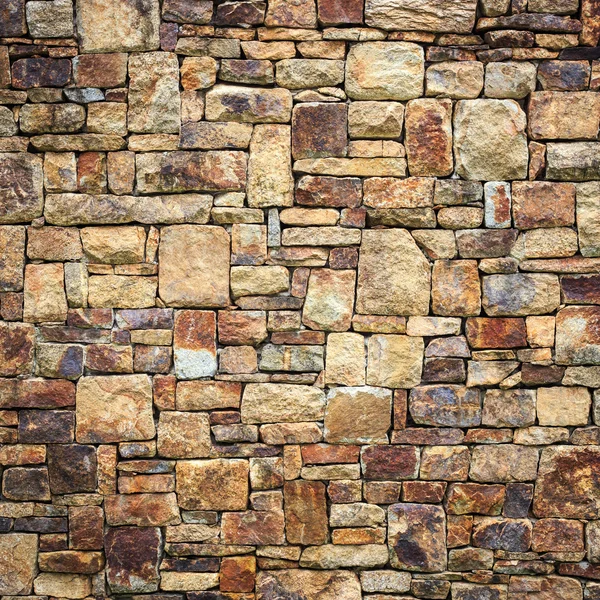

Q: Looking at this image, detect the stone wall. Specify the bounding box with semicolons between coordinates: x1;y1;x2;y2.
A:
0;0;600;598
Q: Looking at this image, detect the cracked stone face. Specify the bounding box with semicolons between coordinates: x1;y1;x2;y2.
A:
0;0;598;595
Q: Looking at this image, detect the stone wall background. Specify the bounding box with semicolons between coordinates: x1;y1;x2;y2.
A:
0;0;600;598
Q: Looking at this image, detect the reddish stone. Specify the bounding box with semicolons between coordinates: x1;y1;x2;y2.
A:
472;517;532;552
520;363;565;385
292;103;347;160
538;60;591;91
215;1;266;26
422;358;466;383
116;308;173;330
221;510;285;545
296;175;362;208
559;562;600;579
561;273;600;304
270;331;325;345
69;506;104;550
361;445;420;481
328;480;362;504
11;58;71;89
104;493;180;527
317;0;363;24
284;480;328;545
153;374;176;411
19;410;74;444
447;515;473;548
364;481;401;504
220;556;256;593
86;343;133;373
8;378;75;409
0;292;23;321
339;207;366;228
134;345;172;374
301;444;360;464
512;181;575;229
72;53;128;88
174;310;217;379
0;321;34;376
456;229;518;258
105;527;161;593
465;317;527;349
532;518;584;552
402;481;447;503
446;483;506;515
218;310;267;346
77;151;107;194
47;444;97;494
329;247;359;269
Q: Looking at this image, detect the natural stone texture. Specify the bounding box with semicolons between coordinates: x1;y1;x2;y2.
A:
0;533;38;595
388;503;447;572
0;153;43;224
284;480;328;545
76;0;160;53
537;386;591;426
81;227;145;264
432;260;481;317
23;263;67;324
482;274;560;316
256;570;361;600
277;59;345;89
556;306;600;365
410;385;481;427
75;375;155;443
426;61;484;99
345;42;424;101
357;228;431;316
454;99;528;181
470;445;539;482
485;61;537;99
159;225;230;308
367;334;424;388
205;85;292;123
157;411;211;458
173;310;217;379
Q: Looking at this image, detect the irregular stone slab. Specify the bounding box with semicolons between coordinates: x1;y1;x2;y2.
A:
176;459;248;511
11;57;71;89
0;226;24;292
128;52;180;134
88;275;156;309
33;573;91;598
324;386;392;444
482;274;560;316
465;317;527;348
247;124;293;208
482;389;536;428
325;332;365;386
556;306;600;365
81;226;145;264
180;121;253;150
361;445;420;480
76;0;160;53
426;61;484;99
452;583;508;599
105;527;161;593
19;103;85;134
512;181;575;229
302;268;355;331
529;91;600;140
0;153;43;224
0;533;38;594
205;84;292;123
76;374;155;443
0;0;26;36
446;482;505;516
537;386;591;426
577;182;600;256
508;576;581;600
485;61;537;99
284;480;328;545
300;544;388;569
346;42;424;101
47;444;96;494
137;151;246;194
30;134;125;152
454;99;528;181
470;445;539;483
256;569;361;600
45;194;212;226
23;263;67;323
277;59;345;89
357;228;431;316
173;310;217;379
157;411;211;458
159;225;230;308
367;334;424;388
365;0;478;33
104;493;180;526
241;383;326;423
388;503;447;572
222;510;285;545
534;446;600;518
405;98;453;177
410;385;481;427
265;0;317;27
547;142;600;181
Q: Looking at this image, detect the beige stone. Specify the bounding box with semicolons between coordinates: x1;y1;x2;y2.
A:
367;334;424;388
470;445;539;483
426;62;484;99
88;275;157;309
76;375;155;443
485;62;537;99
33;573;91;599
81;226;145;264
302;269;355;331
357;229;431;316
23;263;67;323
346;42;424;101
0;533;38;594
241;383;326;423
231;266;289;298
324;386;392;443
325;332;365;386
537;386;591;426
257;570;360;600
44;152;77;192
247;124;293;208
205;85;292;123
157;412;211;458
454;99;528;181
348;101;404;139
159;225;230;307
276;59;345;89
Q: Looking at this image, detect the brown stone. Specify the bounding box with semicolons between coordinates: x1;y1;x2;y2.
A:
446;483;506;515
104;493;180;526
0;321;34;376
409;385;481;427
388;503;447;572
361;445;420;480
432;260;481;317
0;153;43;224
11;58;71;89
256;570;361;600
556;306;600;365
532;518;584;552
472;517;532;551
0;533;38;595
220;556;256;593
465;317;527;348
69;506;104;550
317;0;363;24
218;311;267;346
2;466;50;501
296;176;362;208
105;527;161;593
222;510;285;545
173;310;217;379
292;103;347;160
73;53;128;88
47;444;96;494
265;0;317;27
512;181;575;229
157;412;211;458
284;480;328;545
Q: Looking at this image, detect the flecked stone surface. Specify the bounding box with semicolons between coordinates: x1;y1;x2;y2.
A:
0;0;598;596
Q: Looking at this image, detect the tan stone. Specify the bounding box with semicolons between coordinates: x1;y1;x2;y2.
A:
205;85;292;123
485;61;537;99
348;101;404;139
276;59;345;89
325;332;365;386
284;480;328;545
470;445;539;483
300;544;388;569
256;570;360;600
33;573;91;599
128;52;180;134
157;412;211;458
44;152;77;193
231;266;289;298
453;99;528;181
88;275;157;309
265;0;317;27
27;226;82;262
76;375;155;443
0;533;38;594
302;268;355;331
345;42;424;101
367;334;424;388
426;62;484;99
432;259;481;317
324;386;392;443
482;274;560;316
81;226;145;264
241;383;326;423
176;458;248;511
247;124;293;208
159;225;230;308
537;386;591;426
23;263;67;323
357;229;431;316
180;57;217;90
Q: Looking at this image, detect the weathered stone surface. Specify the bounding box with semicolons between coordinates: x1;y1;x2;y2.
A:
77;0;160;53
325;332;365;386
367;334;423;388
104;493;180;526
0;533;38;594
485;61;537;99
432;259;481;317
346;42;424;100
76;375;155;443
159;225;230;308
361;445;419;480
357;228;430;316
427;61;483;99
537;386;591;426
277;59;345;89
454;99;528;181
410;385;481;427
284;480;328;545
470;445;539;483
256;570;361;600
556;306;600;365
0;153;43;224
482;389;536;428
157;411;211;458
173;310;217;379
23;263;67;324
11;58;71;89
105;527;161;593
205;85;292;123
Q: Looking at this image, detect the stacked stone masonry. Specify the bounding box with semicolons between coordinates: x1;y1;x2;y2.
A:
3;0;600;598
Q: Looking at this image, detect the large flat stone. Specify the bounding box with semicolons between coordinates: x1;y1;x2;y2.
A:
0;153;43;224
256;569;361;600
0;533;38;594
